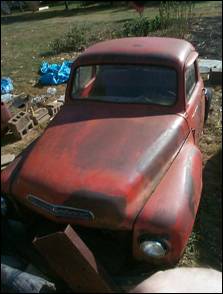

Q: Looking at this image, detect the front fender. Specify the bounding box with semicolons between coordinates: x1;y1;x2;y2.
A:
1;138;39;195
132;134;203;265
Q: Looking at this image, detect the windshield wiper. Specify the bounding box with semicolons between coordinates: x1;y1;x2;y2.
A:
73;95;172;106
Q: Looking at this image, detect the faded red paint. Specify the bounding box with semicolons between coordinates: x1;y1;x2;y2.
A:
2;103;189;229
132;132;203;265
1;37;205;265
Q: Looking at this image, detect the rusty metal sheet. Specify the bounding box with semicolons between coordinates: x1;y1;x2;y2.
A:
33;225;116;293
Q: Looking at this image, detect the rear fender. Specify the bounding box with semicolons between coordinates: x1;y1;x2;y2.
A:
132;134;203;265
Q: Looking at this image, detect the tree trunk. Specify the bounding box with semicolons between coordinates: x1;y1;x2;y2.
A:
65;1;69;10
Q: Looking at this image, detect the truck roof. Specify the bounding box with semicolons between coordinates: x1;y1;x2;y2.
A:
76;37;196;68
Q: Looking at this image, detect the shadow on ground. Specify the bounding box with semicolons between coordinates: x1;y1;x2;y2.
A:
194;148;222;271
1;3;116;25
1;132;19;147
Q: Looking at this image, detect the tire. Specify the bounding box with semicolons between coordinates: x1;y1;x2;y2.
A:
204;87;212;123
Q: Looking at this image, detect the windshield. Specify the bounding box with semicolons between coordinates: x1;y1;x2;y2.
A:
71;64;177;106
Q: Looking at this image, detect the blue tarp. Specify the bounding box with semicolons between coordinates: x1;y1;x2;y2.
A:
39;61;73;85
1;77;13;94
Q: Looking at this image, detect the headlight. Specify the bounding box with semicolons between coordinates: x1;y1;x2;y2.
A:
140;240;167;258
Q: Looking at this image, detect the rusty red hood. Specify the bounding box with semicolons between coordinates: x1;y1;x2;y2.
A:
2;101;189;230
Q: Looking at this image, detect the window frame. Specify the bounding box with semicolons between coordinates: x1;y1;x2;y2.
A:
185;61;198;102
70;63;179;107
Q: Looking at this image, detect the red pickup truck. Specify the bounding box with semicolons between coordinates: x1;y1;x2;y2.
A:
1;37;212;265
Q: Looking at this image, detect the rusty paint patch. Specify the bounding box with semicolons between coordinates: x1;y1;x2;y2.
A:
65;190;126;226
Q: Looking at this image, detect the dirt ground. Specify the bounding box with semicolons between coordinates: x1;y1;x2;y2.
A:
188;15;222;60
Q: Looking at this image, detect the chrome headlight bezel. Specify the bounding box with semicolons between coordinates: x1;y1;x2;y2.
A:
138;235;170;259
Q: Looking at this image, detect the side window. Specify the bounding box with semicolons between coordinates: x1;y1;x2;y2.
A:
72;66;93;96
185;62;197;102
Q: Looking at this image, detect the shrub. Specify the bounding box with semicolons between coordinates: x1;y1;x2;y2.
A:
118;16;151;37
150;15;162;31
115;15;162;38
49;23;116;55
49;24;89;54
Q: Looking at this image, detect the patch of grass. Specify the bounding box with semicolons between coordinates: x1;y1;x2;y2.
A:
1;1;221;95
158;1;194;37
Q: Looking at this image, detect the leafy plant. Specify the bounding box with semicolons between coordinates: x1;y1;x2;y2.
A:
150;15;162;31
115;15;162;37
118;16;151;37
49;23;115;54
49;24;89;54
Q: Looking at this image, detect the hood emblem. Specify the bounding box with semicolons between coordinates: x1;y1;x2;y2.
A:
27;194;94;220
